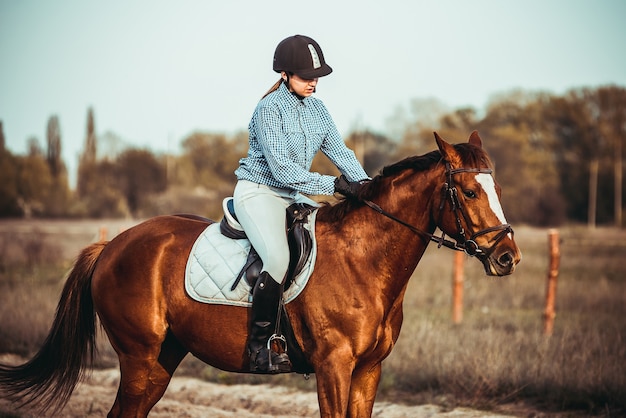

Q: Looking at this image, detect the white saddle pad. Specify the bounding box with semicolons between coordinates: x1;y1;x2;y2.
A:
184;212;317;307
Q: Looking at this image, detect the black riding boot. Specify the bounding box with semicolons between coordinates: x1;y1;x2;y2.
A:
248;271;292;373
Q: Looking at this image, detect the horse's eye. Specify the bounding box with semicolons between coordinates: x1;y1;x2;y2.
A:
463;190;476;199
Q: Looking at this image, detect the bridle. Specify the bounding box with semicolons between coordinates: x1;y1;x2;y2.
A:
363;162;513;258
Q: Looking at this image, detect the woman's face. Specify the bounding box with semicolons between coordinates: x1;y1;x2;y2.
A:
283;72;318;97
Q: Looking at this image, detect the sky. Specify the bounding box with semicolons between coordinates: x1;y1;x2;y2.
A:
1;0;625;186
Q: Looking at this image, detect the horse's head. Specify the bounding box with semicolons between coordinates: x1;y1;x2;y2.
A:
433;131;521;276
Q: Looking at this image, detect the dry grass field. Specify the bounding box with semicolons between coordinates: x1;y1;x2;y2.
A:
0;219;625;417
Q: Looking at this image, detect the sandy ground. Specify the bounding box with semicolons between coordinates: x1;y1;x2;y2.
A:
0;364;519;418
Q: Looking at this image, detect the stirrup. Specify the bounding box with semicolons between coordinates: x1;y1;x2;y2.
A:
267;333;289;371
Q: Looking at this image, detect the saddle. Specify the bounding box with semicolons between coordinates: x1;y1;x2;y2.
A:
219;198;316;293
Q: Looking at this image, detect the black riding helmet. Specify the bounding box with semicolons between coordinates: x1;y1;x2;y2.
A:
273;35;333;79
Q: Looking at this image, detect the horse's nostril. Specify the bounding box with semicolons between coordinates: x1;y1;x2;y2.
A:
498;252;513;267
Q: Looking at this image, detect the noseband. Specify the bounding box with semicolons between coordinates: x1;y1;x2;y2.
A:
363;162;513;257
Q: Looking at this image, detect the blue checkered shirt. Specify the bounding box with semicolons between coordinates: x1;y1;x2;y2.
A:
235;83;368;195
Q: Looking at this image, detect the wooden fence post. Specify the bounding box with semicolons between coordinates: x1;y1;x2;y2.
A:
543;229;560;336
452;250;464;324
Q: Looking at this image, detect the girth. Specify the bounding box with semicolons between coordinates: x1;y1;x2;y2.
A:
219;198;316;292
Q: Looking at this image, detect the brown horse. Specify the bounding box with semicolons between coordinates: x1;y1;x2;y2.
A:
0;131;520;417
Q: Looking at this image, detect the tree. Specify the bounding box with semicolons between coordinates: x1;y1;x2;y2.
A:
16;153;52;217
116;148;167;217
0;149;20;217
163;131;248;217
344;130;396;175
41;115;73;217
393;98;451;159
177;132;245;186
46;115;62;178
78;107;98;199
597;86;626;227
84;107;97;163
440;107;478;133
0;121;5;152
546;88;613;226
0;122;20;216
0;134;56;218
27;136;43;157
461;90;565;225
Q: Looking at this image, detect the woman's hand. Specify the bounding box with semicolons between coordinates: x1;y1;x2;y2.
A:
334;175;370;198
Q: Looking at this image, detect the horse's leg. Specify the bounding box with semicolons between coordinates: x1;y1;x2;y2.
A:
107;331;187;418
313;347;356;417
107;346;162;418
347;362;382;418
139;332;189;414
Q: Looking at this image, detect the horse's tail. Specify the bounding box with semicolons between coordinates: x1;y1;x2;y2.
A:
0;241;107;415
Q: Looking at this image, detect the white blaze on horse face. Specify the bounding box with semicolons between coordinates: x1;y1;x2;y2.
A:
475;173;509;227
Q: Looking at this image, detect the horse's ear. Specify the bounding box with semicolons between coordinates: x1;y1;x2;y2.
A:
434;131;461;166
468;130;483;147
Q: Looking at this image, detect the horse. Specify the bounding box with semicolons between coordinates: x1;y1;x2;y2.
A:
0;131;521;417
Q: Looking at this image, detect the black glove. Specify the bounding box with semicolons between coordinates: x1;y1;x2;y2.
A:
334;175;369;198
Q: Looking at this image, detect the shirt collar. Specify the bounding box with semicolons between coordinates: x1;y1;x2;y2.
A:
278;82;309;106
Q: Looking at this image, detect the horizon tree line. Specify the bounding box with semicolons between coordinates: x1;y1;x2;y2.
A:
0;85;624;227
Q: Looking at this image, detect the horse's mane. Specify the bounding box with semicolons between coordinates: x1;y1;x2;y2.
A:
317;143;491;223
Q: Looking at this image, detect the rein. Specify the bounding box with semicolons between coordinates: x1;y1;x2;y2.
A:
362;199;461;251
363;162;513;257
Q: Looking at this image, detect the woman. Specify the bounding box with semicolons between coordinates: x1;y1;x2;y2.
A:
234;34;369;373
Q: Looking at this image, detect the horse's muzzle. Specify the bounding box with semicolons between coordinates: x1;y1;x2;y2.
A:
481;245;521;276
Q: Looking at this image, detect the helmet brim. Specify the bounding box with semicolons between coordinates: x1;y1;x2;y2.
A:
294;63;333;79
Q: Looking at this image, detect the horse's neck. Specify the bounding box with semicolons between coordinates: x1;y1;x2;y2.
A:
369;167;440;246
364;196;432;275
325;171;440;300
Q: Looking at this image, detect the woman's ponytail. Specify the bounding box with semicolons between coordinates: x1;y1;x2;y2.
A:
262;78;284;99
